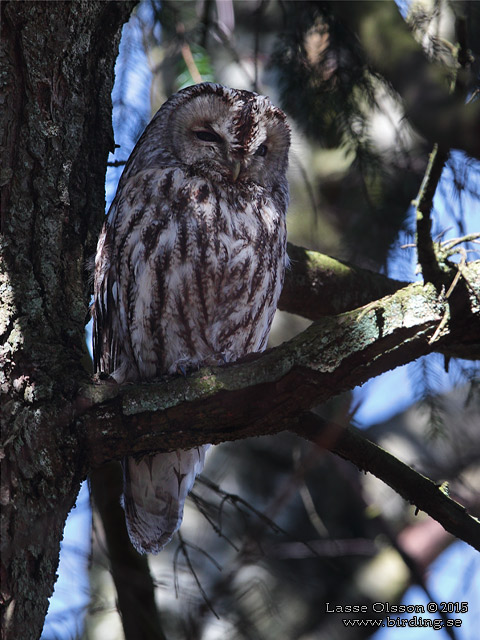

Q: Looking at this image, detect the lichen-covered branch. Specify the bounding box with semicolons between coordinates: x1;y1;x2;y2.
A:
77;261;480;469
75;261;480;553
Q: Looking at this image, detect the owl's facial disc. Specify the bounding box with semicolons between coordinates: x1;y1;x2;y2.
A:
168;89;289;186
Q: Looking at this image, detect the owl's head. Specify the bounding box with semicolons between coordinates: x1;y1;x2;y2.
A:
158;83;290;188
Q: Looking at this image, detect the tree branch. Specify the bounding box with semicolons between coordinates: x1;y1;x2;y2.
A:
76;263;480;552
77;261;480;469
90;464;167;640
297;413;480;553
280;243;408;319
414;144;450;288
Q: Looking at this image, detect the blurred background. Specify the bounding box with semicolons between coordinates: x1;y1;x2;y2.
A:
42;1;479;638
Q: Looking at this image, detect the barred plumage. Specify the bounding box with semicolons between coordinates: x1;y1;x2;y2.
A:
93;83;290;553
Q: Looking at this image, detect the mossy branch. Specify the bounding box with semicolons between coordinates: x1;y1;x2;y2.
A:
280;243;408;319
78;260;480;463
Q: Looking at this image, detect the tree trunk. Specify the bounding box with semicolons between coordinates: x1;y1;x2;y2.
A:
0;2;134;638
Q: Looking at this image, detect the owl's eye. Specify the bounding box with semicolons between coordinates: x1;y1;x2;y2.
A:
255;144;268;157
194;129;222;143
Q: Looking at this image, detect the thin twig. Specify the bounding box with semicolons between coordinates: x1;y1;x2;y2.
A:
177;23;203;84
292;446;329;537
177;532;220;619
197;476;326;560
107;160;127;167
443;232;480;253
189;490;240;551
445;251;466;299
414;144;449;287
428;307;449;346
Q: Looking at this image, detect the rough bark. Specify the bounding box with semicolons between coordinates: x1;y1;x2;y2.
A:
0;2;134;639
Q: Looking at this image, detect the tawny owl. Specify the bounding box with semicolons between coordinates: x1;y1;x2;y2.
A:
92;82;290;554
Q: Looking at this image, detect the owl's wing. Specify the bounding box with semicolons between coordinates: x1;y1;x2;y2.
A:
92;167;172;382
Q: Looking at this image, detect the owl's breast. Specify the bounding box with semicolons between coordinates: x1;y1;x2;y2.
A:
113;169;287;378
157;175;286;372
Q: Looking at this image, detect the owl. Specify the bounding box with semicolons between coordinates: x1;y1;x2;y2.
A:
92;82;290;554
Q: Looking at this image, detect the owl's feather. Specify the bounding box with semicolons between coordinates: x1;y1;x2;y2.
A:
93;83;290;553
123;447;208;554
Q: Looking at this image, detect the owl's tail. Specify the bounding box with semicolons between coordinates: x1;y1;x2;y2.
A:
122;446;208;554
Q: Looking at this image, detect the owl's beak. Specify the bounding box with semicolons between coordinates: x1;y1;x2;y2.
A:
231;160;241;182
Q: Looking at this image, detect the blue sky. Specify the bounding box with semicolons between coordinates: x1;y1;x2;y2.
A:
373;542;480;640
